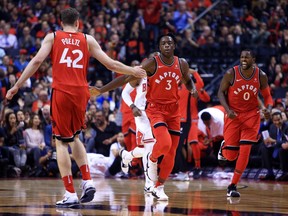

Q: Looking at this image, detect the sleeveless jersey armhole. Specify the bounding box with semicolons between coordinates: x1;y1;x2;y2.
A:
178;57;185;77
148;57;157;77
231;67;236;86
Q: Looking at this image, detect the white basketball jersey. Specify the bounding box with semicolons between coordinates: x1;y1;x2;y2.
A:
134;77;147;110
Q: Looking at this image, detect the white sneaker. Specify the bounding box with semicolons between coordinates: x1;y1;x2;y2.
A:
79;180;96;203
144;178;154;193
218;140;227;161
173;172;189;181
146;153;158;182
56;191;79;208
120;149;133;174
153;200;168;214
152;185;169;201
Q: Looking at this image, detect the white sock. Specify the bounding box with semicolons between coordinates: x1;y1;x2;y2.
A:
130;146;144;158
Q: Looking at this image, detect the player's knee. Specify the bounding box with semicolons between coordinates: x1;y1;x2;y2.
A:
223;149;239;161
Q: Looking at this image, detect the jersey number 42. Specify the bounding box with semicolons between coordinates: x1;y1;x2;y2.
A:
59;48;83;69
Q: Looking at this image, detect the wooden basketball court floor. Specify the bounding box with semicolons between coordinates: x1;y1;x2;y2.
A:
0;177;287;216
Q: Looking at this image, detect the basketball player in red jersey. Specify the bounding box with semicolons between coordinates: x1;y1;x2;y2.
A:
5;8;146;208
218;49;273;198
93;33;198;201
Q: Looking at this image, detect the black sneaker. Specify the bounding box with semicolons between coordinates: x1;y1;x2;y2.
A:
193;168;202;179
227;184;240;197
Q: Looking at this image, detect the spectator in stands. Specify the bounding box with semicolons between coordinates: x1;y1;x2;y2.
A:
232;24;251;48
0;24;18;55
3;111;26;169
80;112;96;153
102;99;114;121
0;55;12;74
39;104;52;148
96;91;113;110
23;82;43;111
270;64;285;89
14;49;29;72
252;22;270;45
31;89;50;114
16;109;28;130
42;138;79;178
92;110;121;157
6;74;22;112
159;11;176;35
18;26;36;53
138;0;162;52
0;127;9;178
259;110;288;181
173;0;193;34
124;20;146;65
179;28;199;59
39;66;52;96
24;113;46;175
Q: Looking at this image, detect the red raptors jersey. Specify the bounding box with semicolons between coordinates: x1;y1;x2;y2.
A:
228;66;260;113
51;31;90;92
147;55;182;104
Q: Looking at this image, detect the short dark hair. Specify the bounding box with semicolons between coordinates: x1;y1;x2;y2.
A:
272;111;282;118
60;8;80;26
201;112;212;121
157;33;177;48
241;49;256;59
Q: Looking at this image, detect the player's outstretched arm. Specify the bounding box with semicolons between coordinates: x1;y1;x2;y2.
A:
6;33;54;100
86;35;146;78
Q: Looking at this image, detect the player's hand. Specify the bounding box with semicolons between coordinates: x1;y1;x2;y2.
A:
262;108;271;120
133;65;146;78
190;88;198;98
226;109;237;119
89;86;101;97
132;106;142;117
6;86;19;100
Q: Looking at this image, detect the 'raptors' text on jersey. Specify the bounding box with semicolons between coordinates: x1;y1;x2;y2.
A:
51;31;90;92
227;65;260;112
147;55;182;104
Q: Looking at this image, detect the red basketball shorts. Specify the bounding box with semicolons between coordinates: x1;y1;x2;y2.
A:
51;88;89;142
223;109;260;146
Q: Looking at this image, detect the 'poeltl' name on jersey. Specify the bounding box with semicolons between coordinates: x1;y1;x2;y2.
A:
233;84;258;95
61;38;80;47
155;72;180;84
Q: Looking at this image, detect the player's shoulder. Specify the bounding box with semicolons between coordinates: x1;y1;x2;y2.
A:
178;57;188;65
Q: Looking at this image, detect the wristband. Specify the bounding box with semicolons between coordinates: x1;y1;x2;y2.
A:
130;104;136;109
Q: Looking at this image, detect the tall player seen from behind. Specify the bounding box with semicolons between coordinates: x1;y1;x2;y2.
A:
5;7;146;208
217;49;273;197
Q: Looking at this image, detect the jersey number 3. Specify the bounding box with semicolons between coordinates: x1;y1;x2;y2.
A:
60;48;83;69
